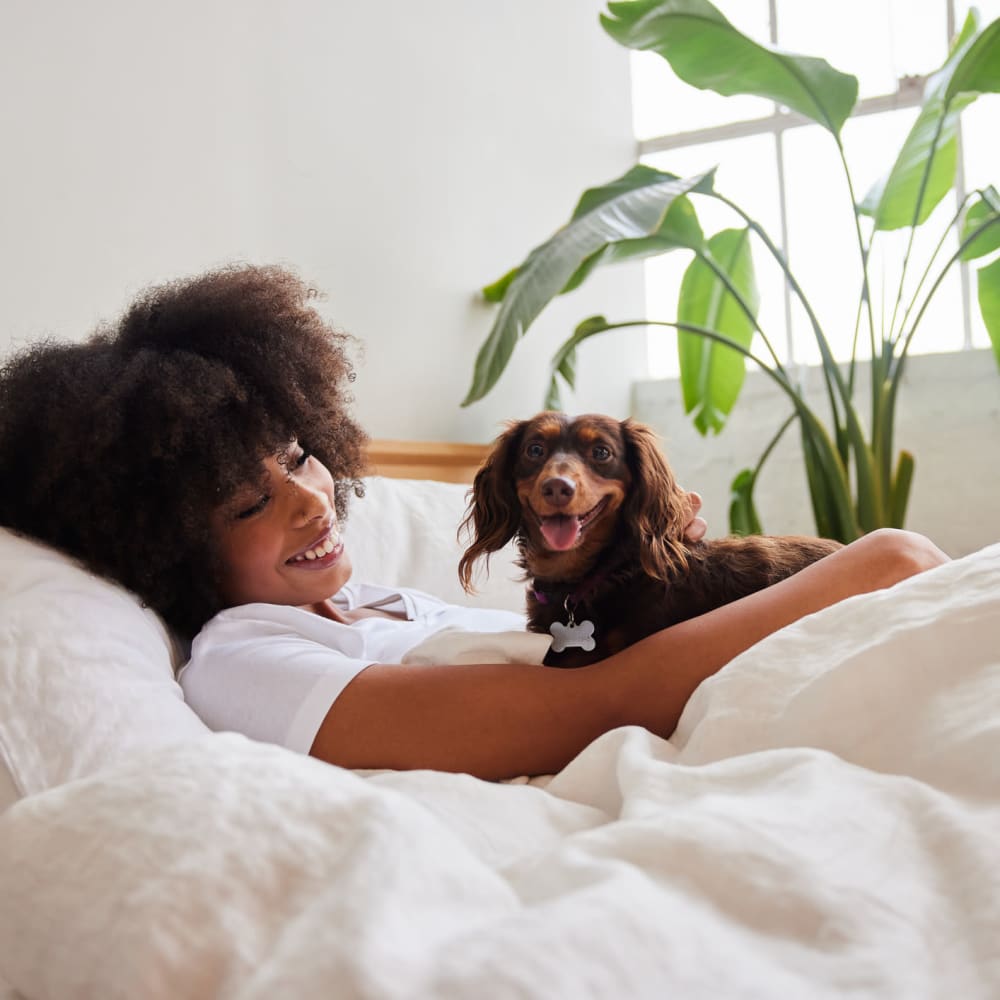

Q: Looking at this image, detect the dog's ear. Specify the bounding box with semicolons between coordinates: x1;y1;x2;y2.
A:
458;420;527;593
620;419;692;581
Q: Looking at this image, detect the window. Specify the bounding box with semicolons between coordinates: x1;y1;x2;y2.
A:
634;0;1000;377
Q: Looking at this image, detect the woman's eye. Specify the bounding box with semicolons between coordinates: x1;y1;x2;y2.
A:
525;442;546;459
235;495;270;520
293;447;312;469
592;445;612;461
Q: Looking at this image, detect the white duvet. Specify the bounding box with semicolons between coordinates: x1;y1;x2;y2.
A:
2;545;999;999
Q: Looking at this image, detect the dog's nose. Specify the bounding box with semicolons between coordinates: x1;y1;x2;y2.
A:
541;476;576;507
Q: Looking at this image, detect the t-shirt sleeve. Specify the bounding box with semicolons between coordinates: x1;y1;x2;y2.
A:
179;620;376;755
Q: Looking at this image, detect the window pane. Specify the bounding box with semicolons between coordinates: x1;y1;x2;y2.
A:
961;99;999;194
958;2;1000;352
632;1;999;375
776;0;946;99
962;94;1000;352
772;123;863;366
783;111;967;365
630;0;773;140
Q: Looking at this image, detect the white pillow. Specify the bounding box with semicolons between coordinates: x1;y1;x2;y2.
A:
0;529;209;811
344;476;526;613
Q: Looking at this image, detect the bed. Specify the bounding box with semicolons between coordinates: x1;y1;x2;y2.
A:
1;441;998;999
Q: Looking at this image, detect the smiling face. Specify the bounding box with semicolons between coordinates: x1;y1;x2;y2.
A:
514;413;632;578
210;441;352;611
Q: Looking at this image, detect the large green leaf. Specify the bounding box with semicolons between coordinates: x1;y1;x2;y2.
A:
729;468;763;536
959;187;1000;260
945;14;1000;99
859;11;985;231
483;166;706;300
570;164;683;219
562;195;705;293
889;451;915;529
463;168;714;406
601;0;858;135
482;267;519;304
978;255;1000;368
677;227;759;435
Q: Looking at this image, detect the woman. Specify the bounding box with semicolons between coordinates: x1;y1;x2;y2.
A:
0;264;949;780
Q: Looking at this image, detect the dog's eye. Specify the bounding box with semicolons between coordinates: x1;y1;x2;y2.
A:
592;445;612;461
525;442;546;460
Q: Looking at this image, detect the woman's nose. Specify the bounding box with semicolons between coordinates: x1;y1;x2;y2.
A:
287;479;330;525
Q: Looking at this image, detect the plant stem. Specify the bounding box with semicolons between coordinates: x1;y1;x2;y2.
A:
836;140;877;365
596;317;859;537
887;112;950;346
886;211;1000;452
847;276;865;395
833;138;894;510
751;411;797;481
893;191;975;349
696;250;787;375
895;213;1000;368
712;192;883;529
710;193;845;430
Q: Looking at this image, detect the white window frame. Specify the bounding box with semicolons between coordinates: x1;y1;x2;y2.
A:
635;0;977;364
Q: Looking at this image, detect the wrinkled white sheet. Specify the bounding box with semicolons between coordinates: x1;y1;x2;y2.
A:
1;545;999;999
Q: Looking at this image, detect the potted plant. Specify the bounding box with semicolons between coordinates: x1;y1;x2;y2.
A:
462;0;1000;541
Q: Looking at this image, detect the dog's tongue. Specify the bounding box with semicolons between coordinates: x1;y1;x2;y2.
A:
540;515;581;551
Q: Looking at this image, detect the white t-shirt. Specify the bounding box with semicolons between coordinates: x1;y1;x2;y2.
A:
178;582;533;754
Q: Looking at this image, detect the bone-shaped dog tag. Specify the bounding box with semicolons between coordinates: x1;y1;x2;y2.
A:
549;618;596;653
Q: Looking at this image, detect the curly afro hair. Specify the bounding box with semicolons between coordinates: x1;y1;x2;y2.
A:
0;264;368;638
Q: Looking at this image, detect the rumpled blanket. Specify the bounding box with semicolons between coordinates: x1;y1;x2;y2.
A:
1;545;999;999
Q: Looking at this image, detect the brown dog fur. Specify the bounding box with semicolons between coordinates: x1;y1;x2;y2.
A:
459;412;842;667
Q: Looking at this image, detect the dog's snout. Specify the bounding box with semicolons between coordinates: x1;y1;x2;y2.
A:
541;476;576;508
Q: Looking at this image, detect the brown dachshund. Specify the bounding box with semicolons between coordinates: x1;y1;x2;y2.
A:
459;412;842;667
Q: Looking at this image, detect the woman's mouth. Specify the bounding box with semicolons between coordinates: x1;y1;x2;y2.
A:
287;529;344;568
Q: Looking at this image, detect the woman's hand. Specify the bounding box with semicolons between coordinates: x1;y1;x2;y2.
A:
683;491;707;542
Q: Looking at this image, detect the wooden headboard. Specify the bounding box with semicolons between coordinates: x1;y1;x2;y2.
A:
365;439;490;484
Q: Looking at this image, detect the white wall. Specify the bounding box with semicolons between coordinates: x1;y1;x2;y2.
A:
632;349;1000;557
0;0;647;442
6;3;992;555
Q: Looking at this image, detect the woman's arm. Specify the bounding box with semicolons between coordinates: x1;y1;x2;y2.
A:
310;529;948;780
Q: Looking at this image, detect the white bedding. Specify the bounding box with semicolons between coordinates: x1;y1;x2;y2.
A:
2;544;999;998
